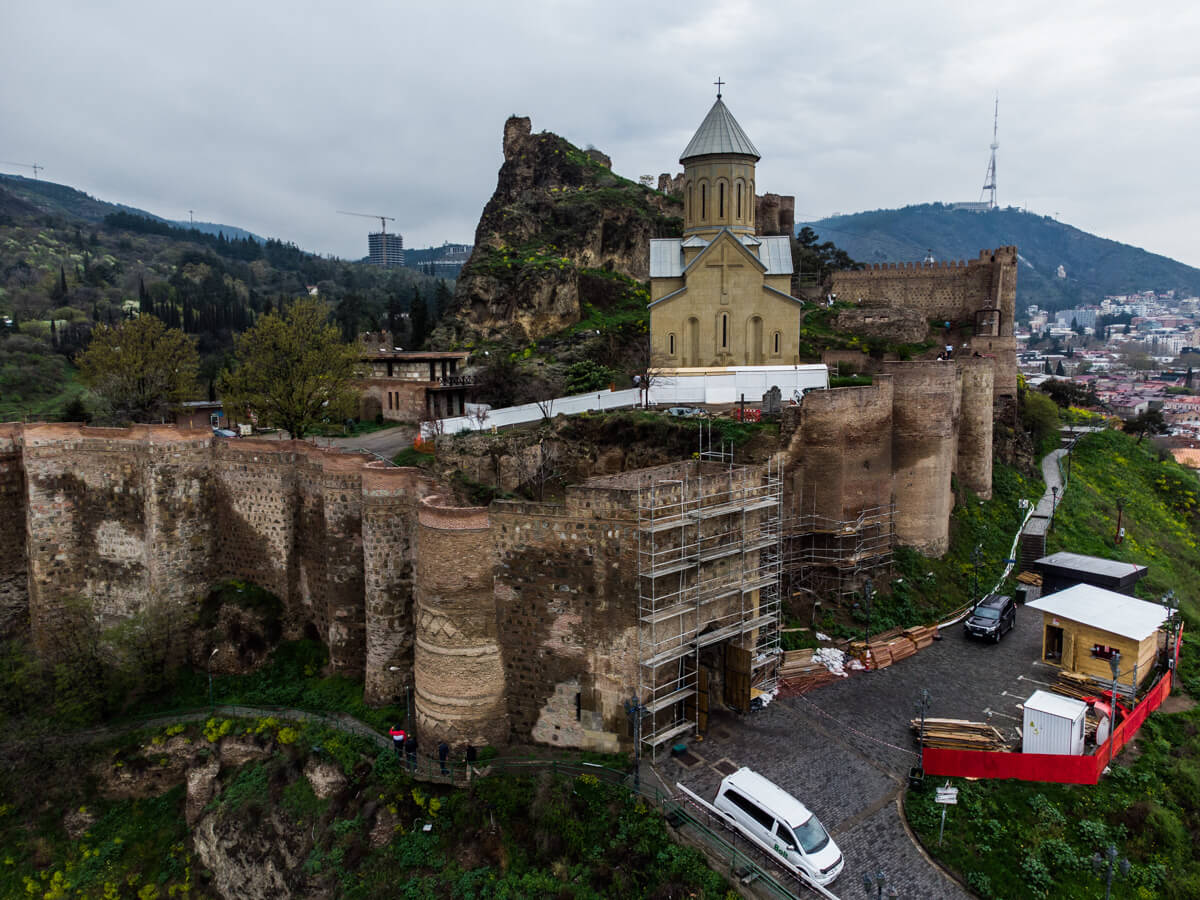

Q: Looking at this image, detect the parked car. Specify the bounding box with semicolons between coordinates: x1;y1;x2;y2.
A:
964;593;1017;642
713;767;844;886
666;406;706;417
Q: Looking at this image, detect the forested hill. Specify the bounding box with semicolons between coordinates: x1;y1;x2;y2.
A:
0;178;450;421
799;204;1200;313
0;173;262;242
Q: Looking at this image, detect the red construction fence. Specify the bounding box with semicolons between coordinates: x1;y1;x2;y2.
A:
922;624;1184;785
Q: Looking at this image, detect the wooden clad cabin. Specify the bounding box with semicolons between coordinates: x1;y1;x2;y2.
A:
1026;584;1169;689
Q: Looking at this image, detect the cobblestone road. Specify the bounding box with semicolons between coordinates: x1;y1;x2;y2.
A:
664;610;1049;899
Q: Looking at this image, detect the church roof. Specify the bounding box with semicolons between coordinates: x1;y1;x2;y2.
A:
680;99;760;163
649;232;794;278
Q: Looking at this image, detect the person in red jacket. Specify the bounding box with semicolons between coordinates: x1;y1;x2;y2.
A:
389;726;406;757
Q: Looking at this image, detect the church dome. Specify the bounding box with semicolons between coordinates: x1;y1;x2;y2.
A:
680;98;760;163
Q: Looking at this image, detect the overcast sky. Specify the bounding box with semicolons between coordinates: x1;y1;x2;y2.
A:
5;1;1199;268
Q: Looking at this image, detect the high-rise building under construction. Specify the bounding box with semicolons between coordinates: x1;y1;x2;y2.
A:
368;231;404;268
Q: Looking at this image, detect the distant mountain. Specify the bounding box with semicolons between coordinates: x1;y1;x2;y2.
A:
0;174;261;244
799;204;1200;313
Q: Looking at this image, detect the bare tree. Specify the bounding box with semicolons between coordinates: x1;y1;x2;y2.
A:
513;440;562;501
622;334;670;407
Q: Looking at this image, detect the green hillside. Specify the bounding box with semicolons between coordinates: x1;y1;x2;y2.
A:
800;204;1200;314
0;181;451;421
908;427;1200;900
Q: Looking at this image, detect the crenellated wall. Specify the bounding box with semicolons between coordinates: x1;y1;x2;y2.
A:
832;247;1018;402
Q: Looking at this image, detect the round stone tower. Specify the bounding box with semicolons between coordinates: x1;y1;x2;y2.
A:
955;357;995;499
879;362;960;557
412;495;508;749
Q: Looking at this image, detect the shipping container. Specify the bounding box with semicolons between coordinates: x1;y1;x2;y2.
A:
1022;690;1087;756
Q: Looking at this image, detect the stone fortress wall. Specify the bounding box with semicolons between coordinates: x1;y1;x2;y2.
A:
832;246;1019;401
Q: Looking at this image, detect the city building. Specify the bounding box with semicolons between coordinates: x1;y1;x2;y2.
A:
368;231;405;268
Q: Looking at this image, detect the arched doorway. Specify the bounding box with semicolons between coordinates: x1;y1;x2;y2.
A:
748;316;764;365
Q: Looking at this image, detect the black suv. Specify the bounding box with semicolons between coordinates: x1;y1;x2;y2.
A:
964;594;1016;642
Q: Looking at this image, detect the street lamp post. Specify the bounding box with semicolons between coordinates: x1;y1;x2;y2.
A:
1050;485;1059;525
1115;496;1126;544
207;647;220;711
971;544;983;605
1108;650;1122;767
1092;844;1130;900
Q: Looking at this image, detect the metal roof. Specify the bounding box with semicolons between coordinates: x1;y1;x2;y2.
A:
1026;583;1169;642
758;236;794;275
1035;552;1147;580
1023;689;1087;721
681;235;709;248
680;99;761;162
649;239;683;277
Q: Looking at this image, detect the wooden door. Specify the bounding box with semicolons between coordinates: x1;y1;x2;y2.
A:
724;645;752;712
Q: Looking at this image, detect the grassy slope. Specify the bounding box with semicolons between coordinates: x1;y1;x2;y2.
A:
906;428;1200;900
0;717;731;899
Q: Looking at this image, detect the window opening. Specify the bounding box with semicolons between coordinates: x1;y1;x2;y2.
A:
701;184;706;218
668;333;676;355
721;314;728;348
719;182;725;218
774;331;780;354
736;184;742;219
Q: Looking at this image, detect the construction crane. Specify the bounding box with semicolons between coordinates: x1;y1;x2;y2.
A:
1;161;43;178
337;210;398;267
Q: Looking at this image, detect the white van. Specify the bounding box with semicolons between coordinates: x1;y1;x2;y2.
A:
713;767;844;886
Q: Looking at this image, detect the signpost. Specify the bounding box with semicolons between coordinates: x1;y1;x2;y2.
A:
935;782;958;845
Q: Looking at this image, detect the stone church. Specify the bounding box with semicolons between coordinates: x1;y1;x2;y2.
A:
649;95;802;367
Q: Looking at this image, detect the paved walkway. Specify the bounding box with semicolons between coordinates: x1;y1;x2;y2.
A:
665;613;1052;899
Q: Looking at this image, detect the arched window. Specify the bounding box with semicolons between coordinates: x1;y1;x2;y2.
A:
719;182;725;218
736;183;742;219
773;331;781;354
687;184;693;222
668;333;676;356
700;183;707;218
720;313;729;349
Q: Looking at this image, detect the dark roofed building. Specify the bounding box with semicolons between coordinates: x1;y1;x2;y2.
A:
1034;551;1148;597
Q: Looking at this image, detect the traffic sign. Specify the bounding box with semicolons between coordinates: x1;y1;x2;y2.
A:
935;787;958;805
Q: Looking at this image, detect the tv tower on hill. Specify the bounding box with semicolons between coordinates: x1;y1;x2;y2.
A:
979;95;999;209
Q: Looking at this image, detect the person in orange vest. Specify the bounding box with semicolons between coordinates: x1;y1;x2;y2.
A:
389;726;406;757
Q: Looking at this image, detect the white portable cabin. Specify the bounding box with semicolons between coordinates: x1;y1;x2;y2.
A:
1022;689;1087;756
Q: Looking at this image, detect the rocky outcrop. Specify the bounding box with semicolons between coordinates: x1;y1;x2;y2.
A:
446;116;684;343
192;808;316;900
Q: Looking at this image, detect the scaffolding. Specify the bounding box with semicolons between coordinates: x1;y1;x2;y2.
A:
635;452;783;755
782;503;895;618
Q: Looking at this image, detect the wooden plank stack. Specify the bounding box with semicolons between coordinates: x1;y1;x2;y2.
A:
903;625;937;649
777;649;839;695
886;636;918;663
910;717;1008;751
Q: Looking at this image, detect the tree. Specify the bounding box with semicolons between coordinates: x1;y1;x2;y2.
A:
1124;409;1168;444
791;227;861;284
76;314;199;425
218;297;362;439
409;287;429;348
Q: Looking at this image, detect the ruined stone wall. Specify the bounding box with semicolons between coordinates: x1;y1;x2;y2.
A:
490;491;640;752
20;425;216;653
955;357;995;499
783;378;894;522
878;363;960;556
0;425;29;637
361;466;433;706
412;498;508;749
